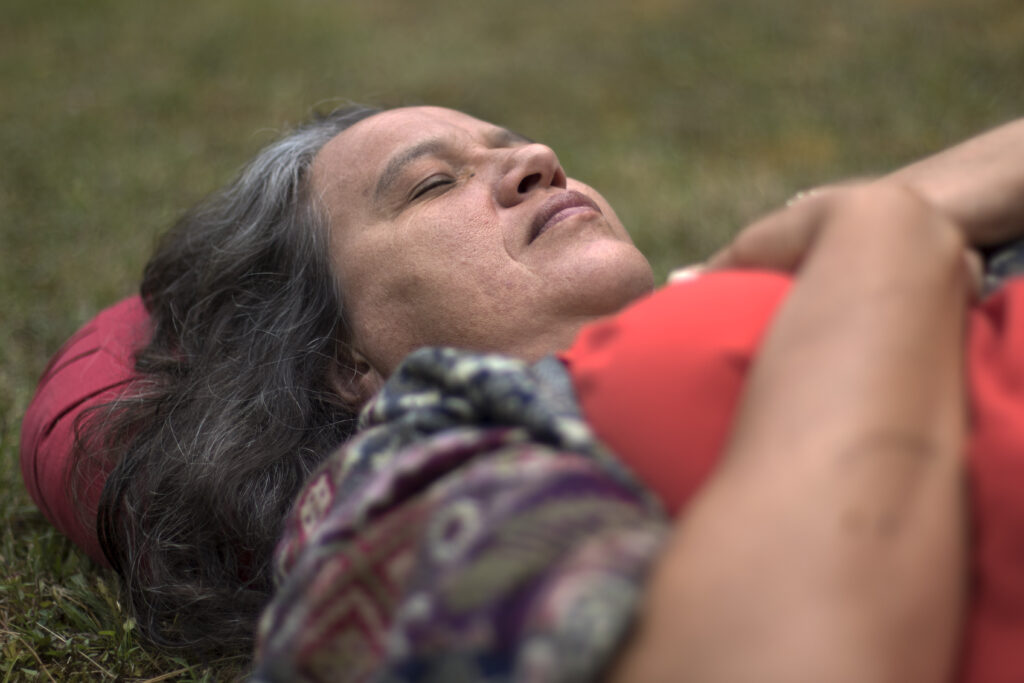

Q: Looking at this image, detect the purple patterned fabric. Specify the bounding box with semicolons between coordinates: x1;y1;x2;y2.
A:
252;348;667;682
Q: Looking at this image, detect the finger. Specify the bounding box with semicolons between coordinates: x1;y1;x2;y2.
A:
964;248;984;300
706;198;827;272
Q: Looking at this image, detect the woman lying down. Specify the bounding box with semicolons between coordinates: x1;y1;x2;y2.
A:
20;106;1024;681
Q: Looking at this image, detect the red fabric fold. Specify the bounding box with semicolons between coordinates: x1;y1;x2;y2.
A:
19;296;149;567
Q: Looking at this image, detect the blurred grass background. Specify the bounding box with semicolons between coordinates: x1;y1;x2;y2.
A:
1;0;1022;678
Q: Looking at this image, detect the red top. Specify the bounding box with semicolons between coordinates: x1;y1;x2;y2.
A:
562;270;1024;683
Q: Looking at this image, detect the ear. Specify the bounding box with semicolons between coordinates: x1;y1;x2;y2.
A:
328;349;385;408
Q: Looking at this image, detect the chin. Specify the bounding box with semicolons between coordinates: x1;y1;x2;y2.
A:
565;242;655;316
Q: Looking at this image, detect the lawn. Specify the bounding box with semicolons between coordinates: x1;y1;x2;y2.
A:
2;0;1022;678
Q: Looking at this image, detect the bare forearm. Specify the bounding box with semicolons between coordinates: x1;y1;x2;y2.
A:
611;185;969;683
711;186;968;680
886;117;1024;245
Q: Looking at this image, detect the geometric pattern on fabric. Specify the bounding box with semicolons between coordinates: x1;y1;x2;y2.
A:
253;348;667;682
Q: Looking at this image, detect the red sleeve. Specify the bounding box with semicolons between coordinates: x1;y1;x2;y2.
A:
19;296;149;566
963;280;1024;683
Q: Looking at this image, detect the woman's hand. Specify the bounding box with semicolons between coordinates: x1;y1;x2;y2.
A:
611;182;971;683
706;180;984;294
702;118;1024;276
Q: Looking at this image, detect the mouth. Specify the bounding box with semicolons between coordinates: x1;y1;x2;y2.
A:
529;190;602;243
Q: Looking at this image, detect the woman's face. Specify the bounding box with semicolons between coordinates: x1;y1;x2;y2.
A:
311;106;654;378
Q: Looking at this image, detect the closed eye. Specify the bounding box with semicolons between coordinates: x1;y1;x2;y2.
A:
411;176;454;200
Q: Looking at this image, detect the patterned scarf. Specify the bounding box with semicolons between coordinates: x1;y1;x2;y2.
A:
253;347;667;683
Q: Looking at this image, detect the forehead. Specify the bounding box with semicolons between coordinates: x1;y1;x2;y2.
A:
311;106;505;196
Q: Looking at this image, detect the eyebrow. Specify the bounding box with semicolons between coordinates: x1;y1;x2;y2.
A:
373;138;448;203
372;127;534;203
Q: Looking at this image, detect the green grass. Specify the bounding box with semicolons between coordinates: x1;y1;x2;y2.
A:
2;0;1022;678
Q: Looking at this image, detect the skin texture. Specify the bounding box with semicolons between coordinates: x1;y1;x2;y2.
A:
310;106;654;392
886;118;1024;246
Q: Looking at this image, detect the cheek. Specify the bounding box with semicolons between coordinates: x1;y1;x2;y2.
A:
415;203;507;266
330;229;408;341
336;215;503;323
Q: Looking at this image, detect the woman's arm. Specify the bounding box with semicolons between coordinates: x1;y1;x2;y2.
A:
782;119;1024;247
611;183;971;682
886;117;1024;246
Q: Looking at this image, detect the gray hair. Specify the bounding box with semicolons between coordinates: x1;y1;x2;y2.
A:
79;104;381;658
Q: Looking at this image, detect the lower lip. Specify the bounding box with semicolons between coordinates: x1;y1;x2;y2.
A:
536;206;599;239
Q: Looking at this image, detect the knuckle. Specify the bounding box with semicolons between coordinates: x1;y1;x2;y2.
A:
832;182;963;248
832;182;927;216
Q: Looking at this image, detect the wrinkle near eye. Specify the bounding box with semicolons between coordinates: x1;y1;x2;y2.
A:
410;176;454;200
374;138;449;206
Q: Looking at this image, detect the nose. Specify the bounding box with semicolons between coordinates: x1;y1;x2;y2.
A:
496;143;568;207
